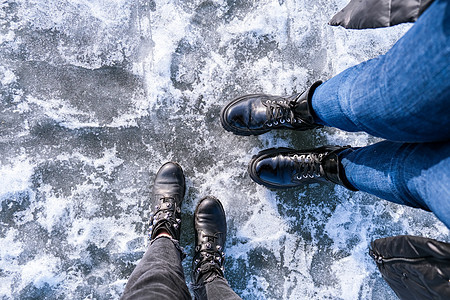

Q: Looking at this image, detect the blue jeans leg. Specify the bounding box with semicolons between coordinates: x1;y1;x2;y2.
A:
311;0;450;143
339;141;450;228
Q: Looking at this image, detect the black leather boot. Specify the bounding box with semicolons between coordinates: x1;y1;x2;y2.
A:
220;81;323;136
148;162;185;241
192;196;227;286
248;146;358;190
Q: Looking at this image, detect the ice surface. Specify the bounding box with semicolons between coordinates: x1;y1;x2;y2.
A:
0;0;448;299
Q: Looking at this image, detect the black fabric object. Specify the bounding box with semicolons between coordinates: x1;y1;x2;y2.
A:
370;235;450;300
329;0;435;29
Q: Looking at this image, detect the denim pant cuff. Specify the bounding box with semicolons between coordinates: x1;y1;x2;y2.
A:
149;235;187;260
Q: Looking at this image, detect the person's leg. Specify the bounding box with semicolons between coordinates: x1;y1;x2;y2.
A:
246;141;450;228
121;236;191;300
340;140;450;228
193;277;241;300
121;162;190;299
312;0;450;142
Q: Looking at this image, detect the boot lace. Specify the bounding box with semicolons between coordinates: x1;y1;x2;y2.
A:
264;99;297;127
148;196;181;240
193;234;225;281
291;153;325;180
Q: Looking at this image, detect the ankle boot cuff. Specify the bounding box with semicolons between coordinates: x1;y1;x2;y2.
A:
306;80;323;122
148;196;183;241
322;147;358;191
293;81;323;125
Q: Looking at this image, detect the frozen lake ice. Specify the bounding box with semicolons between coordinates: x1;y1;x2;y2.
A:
1;0;449;299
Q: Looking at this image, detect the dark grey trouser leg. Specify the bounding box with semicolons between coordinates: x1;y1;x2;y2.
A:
121;236;191;300
193;277;242;300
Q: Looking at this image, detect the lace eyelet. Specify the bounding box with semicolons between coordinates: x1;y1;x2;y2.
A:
280;119;285;123
287;118;291;122
267;123;272;127
273;121;278;125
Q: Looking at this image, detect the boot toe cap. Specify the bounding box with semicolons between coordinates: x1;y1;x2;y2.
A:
221;95;268;135
156;162;184;182
222;100;250;128
195;196;226;235
153;162;185;197
249;150;300;189
254;158;289;186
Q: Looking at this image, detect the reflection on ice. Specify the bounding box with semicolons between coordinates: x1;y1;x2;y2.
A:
0;0;448;299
